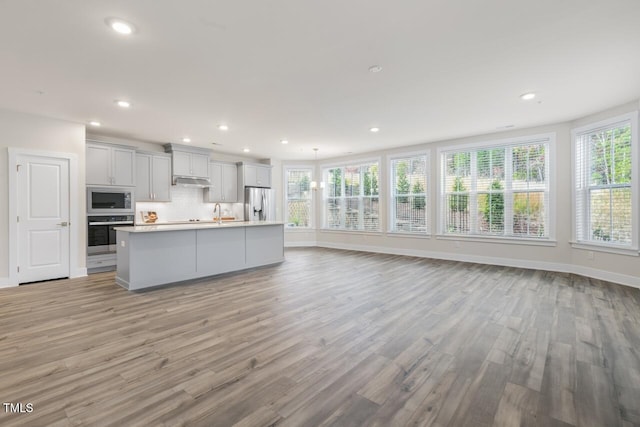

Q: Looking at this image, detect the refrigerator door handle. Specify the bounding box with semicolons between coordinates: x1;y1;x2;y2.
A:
254;191;263;216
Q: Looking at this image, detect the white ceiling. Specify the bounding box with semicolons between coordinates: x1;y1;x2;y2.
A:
1;0;639;160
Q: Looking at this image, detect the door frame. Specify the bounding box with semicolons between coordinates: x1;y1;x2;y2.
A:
7;148;81;286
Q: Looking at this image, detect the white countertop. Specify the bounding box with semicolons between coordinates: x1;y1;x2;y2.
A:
144;219;242;225
115;221;284;233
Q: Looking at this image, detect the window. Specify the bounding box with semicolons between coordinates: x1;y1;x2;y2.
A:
284;167;312;228
441;135;551;239
574;113;638;250
323;161;380;231
390;154;428;233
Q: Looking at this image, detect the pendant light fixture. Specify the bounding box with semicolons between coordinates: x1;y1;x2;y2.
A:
310;148;325;191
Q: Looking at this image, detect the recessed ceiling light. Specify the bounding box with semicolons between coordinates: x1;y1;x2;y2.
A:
115;100;131;108
243;148;250;153
520;92;536;101
368;65;383;73
218;124;229;131
89;121;101;127
370;127;380;133
281;139;289;145
106;18;135;35
182;137;191;143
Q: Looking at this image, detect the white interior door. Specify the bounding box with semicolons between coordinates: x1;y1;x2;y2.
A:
17;154;70;283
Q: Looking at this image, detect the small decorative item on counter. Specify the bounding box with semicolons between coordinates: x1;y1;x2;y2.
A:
141;211;158;223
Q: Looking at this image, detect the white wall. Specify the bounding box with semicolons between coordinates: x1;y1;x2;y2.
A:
282;101;640;288
0;109;86;283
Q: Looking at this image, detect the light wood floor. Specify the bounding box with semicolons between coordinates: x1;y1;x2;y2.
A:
1;248;639;427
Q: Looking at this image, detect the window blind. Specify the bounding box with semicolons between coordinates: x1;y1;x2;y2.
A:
575;121;632;246
390;154;428;233
442;139;550;238
323;162;379;231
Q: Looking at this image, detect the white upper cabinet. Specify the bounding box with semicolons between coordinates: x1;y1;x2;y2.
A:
190;154;209;178
205;162;238;203
244;164;257;187
171;151;209;178
243;164;271;188
222;163;238;201
152;155;172;201
206;163;223;202
136;152;171;202
86;144;110;186
256;165;271;187
164;144;211;179
172;151;191;176
86;142;135;186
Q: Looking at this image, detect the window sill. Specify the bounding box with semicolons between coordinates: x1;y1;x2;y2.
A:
436;234;557;247
570;242;639;257
386;232;432;239
285;227;314;232
319;228;382;236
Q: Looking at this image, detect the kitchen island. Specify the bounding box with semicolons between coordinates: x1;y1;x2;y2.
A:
114;221;284;290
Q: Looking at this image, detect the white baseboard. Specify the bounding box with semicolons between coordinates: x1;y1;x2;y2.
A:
316;241;640;290
285;241;317;248
0;277;17;288
0;269;87;288
571;265;640;289
71;268;88;279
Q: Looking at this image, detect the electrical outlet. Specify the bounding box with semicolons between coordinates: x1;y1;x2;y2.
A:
121;241;126;248
587;251;594;260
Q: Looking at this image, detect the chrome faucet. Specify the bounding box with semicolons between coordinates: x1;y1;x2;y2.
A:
213;203;221;224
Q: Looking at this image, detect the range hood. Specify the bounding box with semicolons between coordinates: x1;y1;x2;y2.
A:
173;176;210;187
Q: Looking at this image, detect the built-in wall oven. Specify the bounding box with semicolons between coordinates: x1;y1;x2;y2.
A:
87;187;134;215
86;188;134;272
87;215;135;255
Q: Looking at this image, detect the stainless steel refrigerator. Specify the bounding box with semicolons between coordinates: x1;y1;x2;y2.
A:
245;187;275;221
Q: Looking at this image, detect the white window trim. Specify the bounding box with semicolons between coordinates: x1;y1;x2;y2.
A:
571;111;639;253
283;164;314;230
437;234;557;247
385;231;432;239
436;132;556;242
320;157;382;232
388;150;431;235
570;242;639;257
319;229;383;236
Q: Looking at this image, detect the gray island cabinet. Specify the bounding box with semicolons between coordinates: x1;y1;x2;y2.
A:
114;222;284;290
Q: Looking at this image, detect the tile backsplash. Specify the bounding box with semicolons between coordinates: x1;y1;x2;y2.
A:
135;186;243;224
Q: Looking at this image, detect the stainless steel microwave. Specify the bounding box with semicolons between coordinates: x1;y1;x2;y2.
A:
87;187;134;214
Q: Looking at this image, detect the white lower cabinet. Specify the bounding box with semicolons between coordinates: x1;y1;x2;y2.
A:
196;228;245;275
116;223;284;290
246;225;285;266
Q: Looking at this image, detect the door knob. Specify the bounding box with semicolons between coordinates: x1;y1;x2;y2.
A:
57;221;69;227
